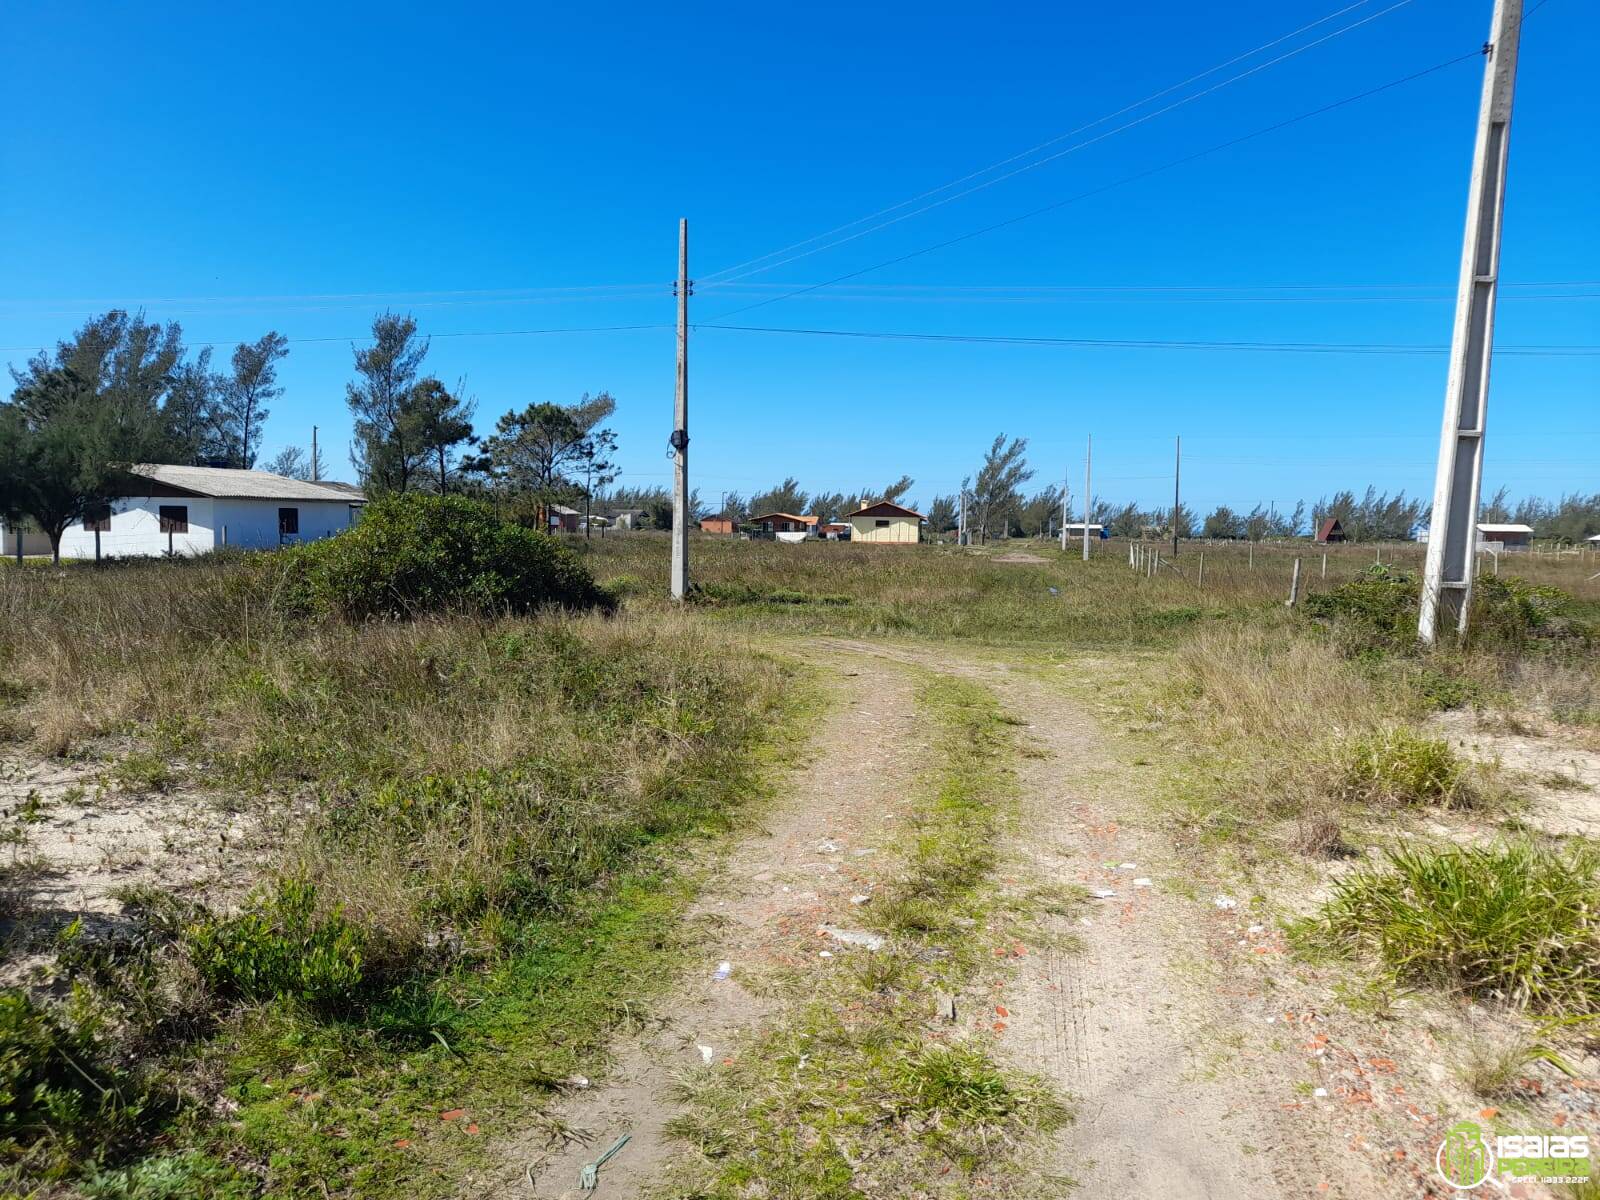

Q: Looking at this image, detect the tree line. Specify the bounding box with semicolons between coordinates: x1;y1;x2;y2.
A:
4;312;1595;560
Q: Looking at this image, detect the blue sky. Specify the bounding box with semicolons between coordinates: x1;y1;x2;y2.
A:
2;0;1595;517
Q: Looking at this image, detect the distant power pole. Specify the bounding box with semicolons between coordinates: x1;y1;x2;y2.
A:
671;219;691;601
1172;435;1181;558
311;426;320;481
1082;433;1092;562
1058;465;1069;552
1420;0;1523;644
959;489;967;546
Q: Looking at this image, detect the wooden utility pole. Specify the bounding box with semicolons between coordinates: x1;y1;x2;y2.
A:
1082;433;1092;562
670;219;690;601
1420;0;1523;644
1171;435;1181;558
311;425;320;481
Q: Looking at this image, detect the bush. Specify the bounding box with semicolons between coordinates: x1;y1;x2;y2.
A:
280;494;615;621
1337;727;1475;808
0;990;164;1176
1302;565;1418;654
184;879;367;1008
1470;576;1593;649
1299;841;1600;1014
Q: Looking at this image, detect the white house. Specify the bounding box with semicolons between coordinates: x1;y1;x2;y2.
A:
52;465;364;559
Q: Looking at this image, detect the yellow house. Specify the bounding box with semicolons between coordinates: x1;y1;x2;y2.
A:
847;501;923;544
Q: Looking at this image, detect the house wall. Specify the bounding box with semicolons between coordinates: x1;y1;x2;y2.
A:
58;497;217;558
211;499;357;548
55;497;358;559
850;515;919;544
0;523;54;556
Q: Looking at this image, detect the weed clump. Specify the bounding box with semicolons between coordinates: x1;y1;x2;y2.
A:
1299;841;1600;1014
183;879;367;1008
1302;565;1417;654
1470;576;1594;650
1336;727;1477;809
281;493;614;621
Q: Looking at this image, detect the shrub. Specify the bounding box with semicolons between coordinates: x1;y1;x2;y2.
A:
1470;576;1593;649
184;879;367;1008
1337;727;1475;808
0;990;164;1176
280;494;614;621
1299;841;1600;1014
1302;565;1418;654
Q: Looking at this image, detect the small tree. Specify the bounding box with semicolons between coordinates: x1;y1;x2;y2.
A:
481;392;616;525
347;313;429;494
404;377;477;494
971;435;1032;542
216;332;288;468
262;444;328;481
2;313;186;563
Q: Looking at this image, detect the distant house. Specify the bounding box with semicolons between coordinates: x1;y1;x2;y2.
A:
699;516;736;535
46;464;363;559
846;501;923;544
1477;522;1534;550
819;521;851;540
1315;518;1346;544
748;512;817;536
610;509;647;530
549;505;581;533
1588;534;1600;545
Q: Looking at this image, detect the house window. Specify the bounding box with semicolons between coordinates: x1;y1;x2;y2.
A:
278;507;299;537
83;505;111;533
158;505;188;534
875;518;891;528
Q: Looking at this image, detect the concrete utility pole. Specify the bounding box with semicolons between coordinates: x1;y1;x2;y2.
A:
1171;435;1181;558
1082;433;1092;562
311;425;320;481
671;218;691;601
1058;465;1069;551
1420;0;1523;644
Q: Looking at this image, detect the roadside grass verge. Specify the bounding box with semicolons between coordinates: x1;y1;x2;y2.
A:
1294;840;1600;1015
665;674;1072;1198
1137;619;1512;857
0;542;801;1196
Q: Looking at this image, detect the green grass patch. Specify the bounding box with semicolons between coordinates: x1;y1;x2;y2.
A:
1335;727;1481;809
1296;840;1600;1015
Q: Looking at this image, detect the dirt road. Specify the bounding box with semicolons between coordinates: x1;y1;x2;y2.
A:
471;637;1379;1198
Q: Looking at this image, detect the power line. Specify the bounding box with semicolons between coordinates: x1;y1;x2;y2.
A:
704;47;1489;321
0;323;668;355
700;0;1411;283
696;322;1600;356
707;0;1421;285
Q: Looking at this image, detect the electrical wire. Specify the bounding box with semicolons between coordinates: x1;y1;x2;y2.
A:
699;0;1410;283
696;322;1600;357
707;0;1421;284
705;47;1488;322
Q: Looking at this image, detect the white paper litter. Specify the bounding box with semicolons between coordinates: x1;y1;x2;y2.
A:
1214;895;1239;910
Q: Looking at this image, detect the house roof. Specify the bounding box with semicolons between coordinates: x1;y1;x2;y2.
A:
1316;518;1344;538
1476;523;1535;534
121;464;364;502
845;501;925;521
549;504;580;516
749;512;818;525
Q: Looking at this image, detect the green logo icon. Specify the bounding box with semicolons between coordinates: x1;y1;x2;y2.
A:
1437;1121;1496;1190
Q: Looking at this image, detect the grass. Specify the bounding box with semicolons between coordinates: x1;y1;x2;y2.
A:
665;673;1070;1197
1297;841;1600;1015
0;549;799;1196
